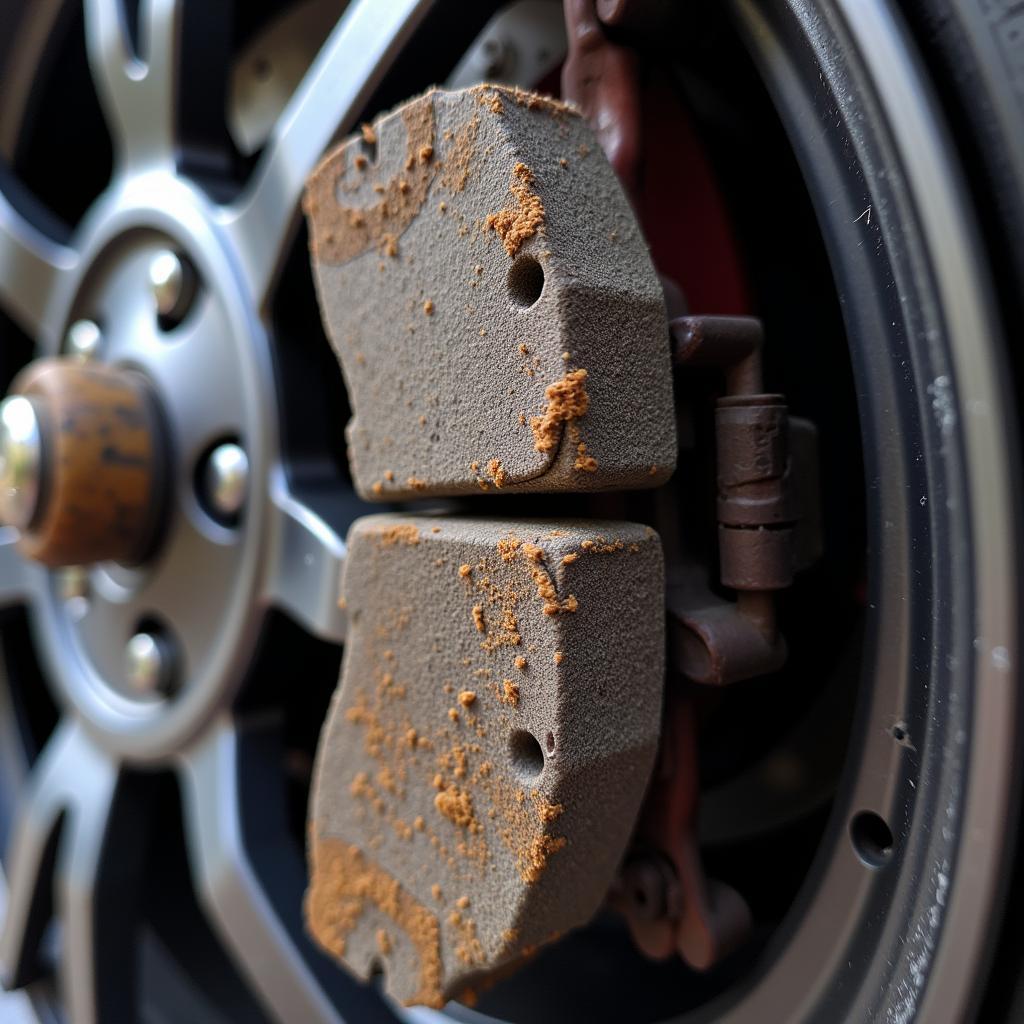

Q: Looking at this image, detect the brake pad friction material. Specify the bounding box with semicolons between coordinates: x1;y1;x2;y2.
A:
304;86;677;501
307;514;665;1007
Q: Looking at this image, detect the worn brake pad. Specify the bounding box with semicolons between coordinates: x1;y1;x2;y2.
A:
304;86;677;501
306;514;665;1007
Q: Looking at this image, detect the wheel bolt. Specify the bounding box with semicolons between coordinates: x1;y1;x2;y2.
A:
203;443;249;521
0;395;43;531
65;319;102;361
148;250;195;322
482;38;509;78
124;631;173;695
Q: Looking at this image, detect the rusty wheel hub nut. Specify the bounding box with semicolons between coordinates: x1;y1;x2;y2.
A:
0;358;166;568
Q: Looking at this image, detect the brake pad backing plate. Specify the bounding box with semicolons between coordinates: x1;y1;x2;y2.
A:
304;85;677;501
307;514;665;1007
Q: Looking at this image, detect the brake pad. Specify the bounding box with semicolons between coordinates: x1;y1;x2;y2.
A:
307;514;664;1007
304;85;676;501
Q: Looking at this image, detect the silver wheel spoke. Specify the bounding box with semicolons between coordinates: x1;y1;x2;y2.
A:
55;730;120;1024
0;530;30;611
177;717;344;1024
0;181;76;342
264;475;347;645
84;0;182;170
0;724;70;992
222;0;433;306
0;721;145;1024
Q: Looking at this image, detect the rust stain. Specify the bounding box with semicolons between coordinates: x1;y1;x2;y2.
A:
530;370;590;455
304;95;438;265
306;838;444;1008
485;162;545;258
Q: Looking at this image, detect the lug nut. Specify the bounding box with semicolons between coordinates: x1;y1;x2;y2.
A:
0;395;43;531
148;250;195;322
203;443;249;521
124;631;173;695
482;38;509;78
65;319;102;361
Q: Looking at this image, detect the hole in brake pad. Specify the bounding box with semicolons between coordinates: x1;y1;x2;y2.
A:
303;85;677;501
307;515;665;1008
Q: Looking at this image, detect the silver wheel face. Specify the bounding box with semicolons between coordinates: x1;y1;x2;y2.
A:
0;0;430;762
0;1;1020;1023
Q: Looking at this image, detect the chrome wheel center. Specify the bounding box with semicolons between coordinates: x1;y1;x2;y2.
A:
0;396;43;532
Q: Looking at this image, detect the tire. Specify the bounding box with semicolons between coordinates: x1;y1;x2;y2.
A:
897;4;1024;1015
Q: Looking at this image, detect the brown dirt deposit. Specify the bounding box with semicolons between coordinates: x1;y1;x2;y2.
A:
485;162;546;257
307;838;445;1008
530;370;590;454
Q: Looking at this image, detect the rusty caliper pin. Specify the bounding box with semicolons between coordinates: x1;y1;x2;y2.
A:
301;85;680;1008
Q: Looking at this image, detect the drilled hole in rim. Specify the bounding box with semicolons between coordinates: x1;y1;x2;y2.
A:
891;721;912;746
850;811;894;868
508;255;545;308
509;729;544;779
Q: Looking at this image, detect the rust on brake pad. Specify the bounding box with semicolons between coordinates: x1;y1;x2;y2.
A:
306;515;665;1007
303;86;676;501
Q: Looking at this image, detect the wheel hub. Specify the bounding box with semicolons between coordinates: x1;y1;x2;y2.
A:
5;173;279;760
